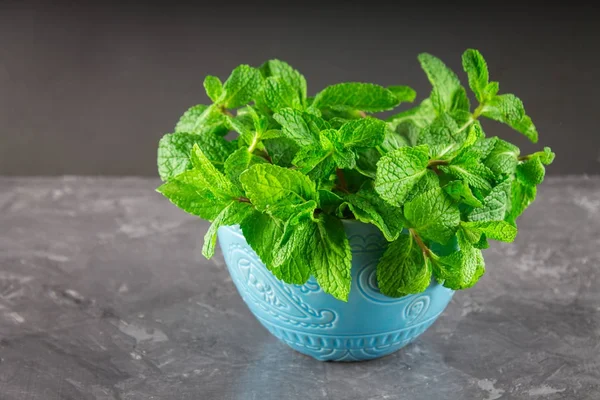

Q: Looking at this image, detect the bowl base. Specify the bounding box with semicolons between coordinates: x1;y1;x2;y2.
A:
258;316;438;362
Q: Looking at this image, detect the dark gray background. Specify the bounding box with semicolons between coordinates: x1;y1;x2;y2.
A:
1;2;598;176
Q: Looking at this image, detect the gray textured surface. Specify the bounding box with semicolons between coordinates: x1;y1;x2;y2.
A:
0;176;599;400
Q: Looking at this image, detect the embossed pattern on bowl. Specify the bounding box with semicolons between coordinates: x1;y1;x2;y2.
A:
217;221;454;362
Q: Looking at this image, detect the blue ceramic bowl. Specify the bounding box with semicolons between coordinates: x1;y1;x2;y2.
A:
217;220;454;362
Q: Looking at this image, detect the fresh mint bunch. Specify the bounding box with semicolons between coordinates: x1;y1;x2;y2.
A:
157;52;554;301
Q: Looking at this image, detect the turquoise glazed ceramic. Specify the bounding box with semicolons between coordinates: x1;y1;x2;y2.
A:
217;220;454;362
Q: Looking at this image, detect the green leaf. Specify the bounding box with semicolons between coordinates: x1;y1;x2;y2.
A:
506;178;537;225
204;75;223;102
227;113;254;139
386;98;436;131
387;85;417;103
537;147;556;165
190;144;240;198
292;144;336;181
380;128;410;153
484;138;520;179
417;113;463;158
317;189;344;214
273;108;328;146
517;157;546;186
355;148;381;178
239;163;317;220
481;94;538;143
219;65;263;108
260;76;303;112
375;144;431;206
309;214;352;301
224;148;267;188
340;187;404;242
473;234;490;249
468;179;512;222
462;49;489;102
461;220;517;243
377;233;431;297
443;180;483;208
338;118;386;149
418;53;467;114
156;170;223;220
440;156;493;191
313;82;401;113
270;219;313;284
157;132;235;181
175;104;228;136
260;59;307;104
433;231;485;290
404;188;461;244
240;211;284;266
202;201;253;259
404;170;440;203
263;137;299;167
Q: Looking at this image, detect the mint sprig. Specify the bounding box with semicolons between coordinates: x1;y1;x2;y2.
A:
157;49;555;301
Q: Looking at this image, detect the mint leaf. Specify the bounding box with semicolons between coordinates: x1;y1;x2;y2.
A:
404;188;460;244
481;94;538;143
377;233;431;297
517;157;545;185
313;83;401;113
190;144;240;198
202;201;253;259
240;211;284;266
468;179;512;222
439;153;493;191
175;104;228;136
239;163;317;220
433;231;484;290
387;98;436;132
219;65;263;108
535;147;555;165
443;180;483;208
338;117;386;149
260;76;303;112
156;171;223;220
309;214;352;301
204;75;223;102
404;170;440;203
318;189;344;214
381;128;410;153
506;178;536;225
418;53;468;114
260;59;307;105
340;186;404;241
273;108;328;146
375;144;430;206
292;146;336;181
417;113;463;158
157;132;235;181
270;219;312;284
461;220;517;243
387;85;417;103
263;137;299;167
484;138;520;179
462;49;489;102
224;148;267;188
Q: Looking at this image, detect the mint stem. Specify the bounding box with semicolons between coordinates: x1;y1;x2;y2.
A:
409;228;431;257
455;101;486;135
427;159;449;167
335;169;349;193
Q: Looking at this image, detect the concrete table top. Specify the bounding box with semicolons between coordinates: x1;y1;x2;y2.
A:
0;176;598;400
